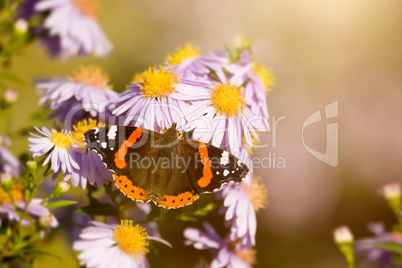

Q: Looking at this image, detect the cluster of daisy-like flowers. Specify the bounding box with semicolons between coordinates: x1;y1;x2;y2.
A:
333;183;402;268
18;0;112;58
26;42;273;267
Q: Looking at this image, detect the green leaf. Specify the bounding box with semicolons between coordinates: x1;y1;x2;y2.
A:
356;241;402;253
193;203;215;216
45;200;78;209
177;215;197;222
78;203;119;216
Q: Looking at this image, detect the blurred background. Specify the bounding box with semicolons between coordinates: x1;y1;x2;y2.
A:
3;0;402;267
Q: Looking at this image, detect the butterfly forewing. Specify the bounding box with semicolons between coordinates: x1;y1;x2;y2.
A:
84;126;161;172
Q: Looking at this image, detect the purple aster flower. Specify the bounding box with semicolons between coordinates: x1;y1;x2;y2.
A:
69;119;113;188
29;119;113;189
0;181;58;229
164;43;228;78
111;66;210;133
28;126;79;175
73;220;171;268
36;65;117;126
181;71;268;153
0;136;21;178
23;0;112;58
356;223;402;268
216;157;268;249
226;51;273;131
36;66;117;126
184;222;256;268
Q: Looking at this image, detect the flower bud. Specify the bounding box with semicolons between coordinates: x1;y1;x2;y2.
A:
14;19;28;34
26;160;37;173
0;172;13;192
334;226;354;244
38;214;53;230
3;88;18;104
51;181;70;198
334;226;355;268
382;183;401;215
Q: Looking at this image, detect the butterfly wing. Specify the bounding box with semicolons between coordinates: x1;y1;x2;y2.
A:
84;126;249;209
179;139;249;193
84;126;162;203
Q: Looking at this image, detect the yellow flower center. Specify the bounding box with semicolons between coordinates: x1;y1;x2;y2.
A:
113;220;149;258
242;176;268;212
72;119;104;143
252;63;275;92
70;65;112;90
0;182;25;205
235;248;257;265
50;131;73;149
139;66;180;98
72;0;100;18
210;83;245;117
165;43;200;65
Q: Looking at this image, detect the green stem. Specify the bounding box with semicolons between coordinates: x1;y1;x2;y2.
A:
0;164;50;261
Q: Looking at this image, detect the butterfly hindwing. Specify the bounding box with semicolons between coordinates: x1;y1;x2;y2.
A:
179;140;249;193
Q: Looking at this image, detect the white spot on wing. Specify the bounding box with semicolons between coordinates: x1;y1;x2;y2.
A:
101;142;107;148
237;160;242;166
93;128;99;134
223;170;230;176
216;171;220;175
110;147;114;150
220;151;230;165
107;126;118;140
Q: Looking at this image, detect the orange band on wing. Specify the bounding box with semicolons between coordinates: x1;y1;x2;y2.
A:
196;143;213;188
156;191;199;209
113;174;150;202
114;128;142;169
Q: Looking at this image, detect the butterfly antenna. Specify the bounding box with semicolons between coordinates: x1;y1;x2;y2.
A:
177;112;208;131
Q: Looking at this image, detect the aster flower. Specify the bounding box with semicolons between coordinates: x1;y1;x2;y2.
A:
184;222;256;268
226;50;273;131
29;119;113;189
73;220;171;268
36;65;117;125
356;223;402;268
0;136;21;178
216;158;268;249
22;0;112;58
0;181;58;229
165;43;228;78
181;71;268;153
28;126;79;175
111;66;211;133
69;119;113;188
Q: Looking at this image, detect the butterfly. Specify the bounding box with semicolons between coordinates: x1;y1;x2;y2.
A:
83;123;249;209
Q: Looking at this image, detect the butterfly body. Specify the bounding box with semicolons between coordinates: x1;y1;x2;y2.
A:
84;123;249;209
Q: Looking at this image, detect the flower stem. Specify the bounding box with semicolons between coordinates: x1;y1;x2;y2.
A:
0;163;50;261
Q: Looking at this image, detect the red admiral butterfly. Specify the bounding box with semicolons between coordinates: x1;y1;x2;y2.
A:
83;123;249;209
